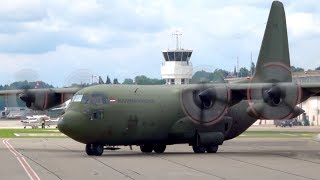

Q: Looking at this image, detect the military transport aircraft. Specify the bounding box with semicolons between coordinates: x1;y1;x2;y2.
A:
1;1;320;156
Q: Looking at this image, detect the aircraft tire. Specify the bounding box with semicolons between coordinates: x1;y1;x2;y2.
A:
153;144;166;153
92;144;104;156
192;145;206;153
140;144;153;153
85;144;94;156
206;145;218;153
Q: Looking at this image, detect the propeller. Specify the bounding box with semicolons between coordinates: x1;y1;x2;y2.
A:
19;90;35;108
181;84;230;126
3;69;87;112
4;69;39;108
181;65;232;126
247;63;303;120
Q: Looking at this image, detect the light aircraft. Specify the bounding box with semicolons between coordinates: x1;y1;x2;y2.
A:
1;1;320;156
20;115;57;129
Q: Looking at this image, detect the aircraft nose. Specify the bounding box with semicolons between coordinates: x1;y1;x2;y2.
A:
57;111;83;137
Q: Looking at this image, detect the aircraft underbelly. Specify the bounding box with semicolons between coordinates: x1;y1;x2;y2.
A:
225;100;257;140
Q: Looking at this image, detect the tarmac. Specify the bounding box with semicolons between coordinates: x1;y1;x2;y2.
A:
0;120;320;180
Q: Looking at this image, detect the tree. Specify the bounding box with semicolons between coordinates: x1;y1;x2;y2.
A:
191;69;230;83
135;75;148;85
250;62;255;76
113;78;119;84
98;76;104;84
291;66;304;72
191;70;211;83
134;75;165;85
210;69;228;83
106;76;111;84
233;66;237;76
238;67;250;77
122;78;134;84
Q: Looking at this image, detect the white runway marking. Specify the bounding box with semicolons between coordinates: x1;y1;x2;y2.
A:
279;133;297;136
3;139;40;180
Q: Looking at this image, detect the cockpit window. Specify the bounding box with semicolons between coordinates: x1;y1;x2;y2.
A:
72;95;83;102
91;94;107;104
81;94;107;105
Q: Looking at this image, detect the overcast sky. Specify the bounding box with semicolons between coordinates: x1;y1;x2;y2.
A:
0;0;319;87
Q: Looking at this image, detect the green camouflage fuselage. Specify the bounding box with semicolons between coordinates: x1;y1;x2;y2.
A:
58;84;255;145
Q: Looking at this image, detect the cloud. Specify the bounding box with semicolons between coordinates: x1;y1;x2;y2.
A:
0;0;319;86
0;0;46;22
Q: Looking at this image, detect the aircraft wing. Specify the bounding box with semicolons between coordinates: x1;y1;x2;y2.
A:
0;87;81;110
300;83;320;96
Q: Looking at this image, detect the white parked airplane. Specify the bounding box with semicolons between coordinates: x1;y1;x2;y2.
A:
21;115;58;129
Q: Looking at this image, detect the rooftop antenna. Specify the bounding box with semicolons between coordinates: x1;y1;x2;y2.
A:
172;30;182;50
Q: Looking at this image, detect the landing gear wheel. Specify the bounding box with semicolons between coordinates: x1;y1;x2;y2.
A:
140;144;153;153
86;144;104;156
206;145;218;153
153;144;166;153
92;144;104;156
86;144;94;156
192;145;206;153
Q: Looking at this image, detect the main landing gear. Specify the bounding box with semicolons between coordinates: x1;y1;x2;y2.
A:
86;144;104;156
192;144;219;153
140;144;167;153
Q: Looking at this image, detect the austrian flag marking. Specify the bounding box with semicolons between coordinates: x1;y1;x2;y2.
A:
109;98;117;103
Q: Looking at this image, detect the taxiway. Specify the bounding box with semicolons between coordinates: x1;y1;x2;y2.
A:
0;137;320;180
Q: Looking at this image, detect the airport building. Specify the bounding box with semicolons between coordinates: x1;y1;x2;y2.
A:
161;31;193;85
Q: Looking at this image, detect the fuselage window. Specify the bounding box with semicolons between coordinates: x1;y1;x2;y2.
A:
92;111;104;120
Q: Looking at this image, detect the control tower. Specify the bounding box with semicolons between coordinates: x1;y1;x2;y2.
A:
160;31;193;85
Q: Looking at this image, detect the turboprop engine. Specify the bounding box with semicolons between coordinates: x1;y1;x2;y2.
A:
19;89;64;111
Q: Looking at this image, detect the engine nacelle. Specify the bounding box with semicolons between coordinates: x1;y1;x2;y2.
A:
20;90;63;111
181;85;230;126
247;82;302;119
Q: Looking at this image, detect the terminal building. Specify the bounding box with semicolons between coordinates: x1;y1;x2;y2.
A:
161;31;193;85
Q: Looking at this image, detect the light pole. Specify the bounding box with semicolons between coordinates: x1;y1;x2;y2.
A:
91;75;97;84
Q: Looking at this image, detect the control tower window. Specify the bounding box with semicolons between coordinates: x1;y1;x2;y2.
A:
162;52;169;61
182;52;188;61
168;52;174;61
175;52;182;61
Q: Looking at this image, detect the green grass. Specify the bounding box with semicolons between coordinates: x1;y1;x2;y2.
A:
0;128;64;138
0;129;318;139
239;130;318;138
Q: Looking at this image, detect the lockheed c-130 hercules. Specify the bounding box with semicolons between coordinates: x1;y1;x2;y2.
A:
1;1;320;156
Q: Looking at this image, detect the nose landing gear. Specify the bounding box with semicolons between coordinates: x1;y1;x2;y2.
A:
86;144;104;156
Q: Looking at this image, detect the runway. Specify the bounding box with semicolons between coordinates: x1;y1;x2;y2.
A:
1;138;320;180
